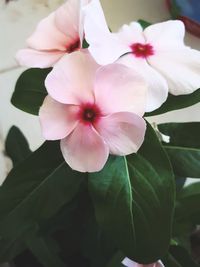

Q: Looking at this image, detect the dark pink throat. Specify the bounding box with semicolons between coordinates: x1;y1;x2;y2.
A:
130;43;154;58
78;103;101;125
67;39;81;53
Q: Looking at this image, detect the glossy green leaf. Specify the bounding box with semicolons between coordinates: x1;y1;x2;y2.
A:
169;245;200;267
138;19;151;29
26;232;65;267
146;89;200;117
89;123;175;263
176;182;200;224
82;39;89;49
106;251;125;267
11;68;50;115
88;155;135;259
158;122;200;178
0;237;25;263
0;223;35;262
5;126;32;166
162;253;183;267
0;141;85;245
81;194;119;267
127;123;175;262
41;188;93;267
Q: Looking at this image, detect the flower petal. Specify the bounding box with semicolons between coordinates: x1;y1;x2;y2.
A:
117;22;145;47
122;258;164;267
39;96;78;140
83;0;129;64
45;51;99;105
16;49;64;68
143;20;200;95
118;55;168;112
148;47;200;95
27;13;69;51
94;63;147;116
55;0;91;45
144;20;185;50
60;123;109;172
55;0;80;37
95;112;146;156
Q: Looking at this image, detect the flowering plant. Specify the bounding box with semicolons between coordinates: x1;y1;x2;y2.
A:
1;0;200;266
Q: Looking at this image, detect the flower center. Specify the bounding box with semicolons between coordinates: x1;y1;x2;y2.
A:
67;39;81;53
130;43;154;58
78;103;101;125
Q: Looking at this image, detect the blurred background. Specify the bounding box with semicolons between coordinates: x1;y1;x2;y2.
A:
0;0;199;156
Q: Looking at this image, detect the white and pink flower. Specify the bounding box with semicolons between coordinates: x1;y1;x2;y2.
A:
122;258;164;267
39;51;147;172
83;1;200;111
16;0;92;68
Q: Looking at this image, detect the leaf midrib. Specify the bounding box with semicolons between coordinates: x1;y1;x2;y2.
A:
124;156;136;247
0;161;65;225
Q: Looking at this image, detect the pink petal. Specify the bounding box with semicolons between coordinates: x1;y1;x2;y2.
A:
83;0;110;36
16;49;64;68
95;112;146;156
118;55;168;112
60;123;109;172
45;51;99;105
144;20;185;50
27;13;69;51
117;22;145;47
148;47;200;95
39;96;78;140
94;63;147;116
83;0;129;64
144;21;200;95
79;0;94;45
88;34;129;65
122;258;164;267
55;0;81;45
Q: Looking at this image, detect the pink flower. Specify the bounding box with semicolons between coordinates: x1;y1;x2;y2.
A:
39;51;147;172
16;0;92;68
83;2;200;111
122;258;164;267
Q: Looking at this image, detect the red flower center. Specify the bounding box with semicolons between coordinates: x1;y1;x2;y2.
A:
78;103;101;125
130;43;154;58
66;39;81;53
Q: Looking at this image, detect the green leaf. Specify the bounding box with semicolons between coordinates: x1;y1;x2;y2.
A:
0;223;35;262
106;251;125;267
26;232;65;267
89;123;175;263
82;39;89;49
5;126;32;166
146;89;200;117
158;122;200;178
41;187;93;267
0;238;25;263
162;253;183;267
88;156;135;260
169;245;200;267
81;203;118;267
176;182;200;224
0;141;85;246
11;68;50;115
138;19;151;29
